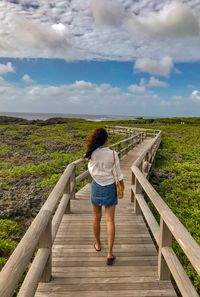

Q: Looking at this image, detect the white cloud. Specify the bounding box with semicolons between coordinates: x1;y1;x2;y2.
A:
126;2;200;38
128;76;168;93
172;95;183;101
52;23;67;34
91;0;124;27
128;78;148;93
148;76;168;88
22;74;34;83
0;79;199;116
0;3;77;60
134;56;174;77
74;80;93;89
128;84;146;93
0;1;200;62
190;90;200;102
0;62;15;76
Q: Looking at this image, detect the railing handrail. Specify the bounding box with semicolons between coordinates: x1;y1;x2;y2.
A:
130;129;200;297
0;127;150;297
133;131;161;167
132;165;200;273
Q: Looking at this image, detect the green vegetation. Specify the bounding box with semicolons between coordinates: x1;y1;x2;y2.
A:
0;219;20;270
0;116;199;293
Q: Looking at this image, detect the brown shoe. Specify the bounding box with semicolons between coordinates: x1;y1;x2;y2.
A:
106;255;116;265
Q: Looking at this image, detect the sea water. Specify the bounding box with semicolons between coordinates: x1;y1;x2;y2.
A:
0;112;136;121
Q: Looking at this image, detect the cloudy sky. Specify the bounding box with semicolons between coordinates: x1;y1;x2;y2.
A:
0;0;200;117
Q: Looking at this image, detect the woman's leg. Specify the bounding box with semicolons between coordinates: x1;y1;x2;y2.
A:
92;205;102;250
105;205;116;258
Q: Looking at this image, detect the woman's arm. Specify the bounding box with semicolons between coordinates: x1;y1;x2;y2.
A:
113;151;124;188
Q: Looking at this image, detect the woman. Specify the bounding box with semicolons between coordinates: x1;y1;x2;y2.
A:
84;128;124;265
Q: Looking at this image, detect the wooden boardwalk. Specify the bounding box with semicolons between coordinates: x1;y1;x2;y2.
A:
35;139;177;297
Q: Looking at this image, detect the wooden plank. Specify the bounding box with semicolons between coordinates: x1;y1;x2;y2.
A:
52;266;158;272
52;243;156;251
52;260;157;267
36;280;174;291
35;290;177;297
47;275;158;284
52;251;157;257
52;270;158;278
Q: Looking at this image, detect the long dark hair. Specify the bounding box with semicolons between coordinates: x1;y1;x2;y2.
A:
84;128;108;159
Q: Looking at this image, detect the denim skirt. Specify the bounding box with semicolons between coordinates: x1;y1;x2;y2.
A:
90;179;118;206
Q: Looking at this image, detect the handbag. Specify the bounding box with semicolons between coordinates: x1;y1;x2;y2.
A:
113;151;124;199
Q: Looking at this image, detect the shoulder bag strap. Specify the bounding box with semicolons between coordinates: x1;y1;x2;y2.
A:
113;151;119;183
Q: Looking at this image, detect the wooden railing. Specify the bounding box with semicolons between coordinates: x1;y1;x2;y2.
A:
106;125;159;138
129;129;200;297
0;128;147;297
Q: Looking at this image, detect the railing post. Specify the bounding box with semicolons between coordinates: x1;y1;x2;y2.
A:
65;179;71;214
70;166;76;200
137;133;140;144
64;165;75;214
134;178;142;214
158;218;172;280
118;142;122;158
149;147;153;163
126;139;129;154
131;171;135;203
140;132;143;143
39;220;52;282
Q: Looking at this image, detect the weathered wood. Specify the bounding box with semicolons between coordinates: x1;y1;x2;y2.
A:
76;170;89;183
70;167;76;200
158;219;172;280
39;220;52;282
162;247;199;297
135;193;159;244
134;173;142;214
0;210;52;297
64;180;71;215
17;248;50;297
72;158;85;167
131;171;135;203
52;193;70;240
36;280;174;292
131;165;200;276
35;289;177;297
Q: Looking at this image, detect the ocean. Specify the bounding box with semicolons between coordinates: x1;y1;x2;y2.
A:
0;112;137;121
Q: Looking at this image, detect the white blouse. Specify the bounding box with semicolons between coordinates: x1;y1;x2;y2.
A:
88;146;123;186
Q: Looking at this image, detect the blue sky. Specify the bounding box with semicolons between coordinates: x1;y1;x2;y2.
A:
1;57;200;97
0;1;200;116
